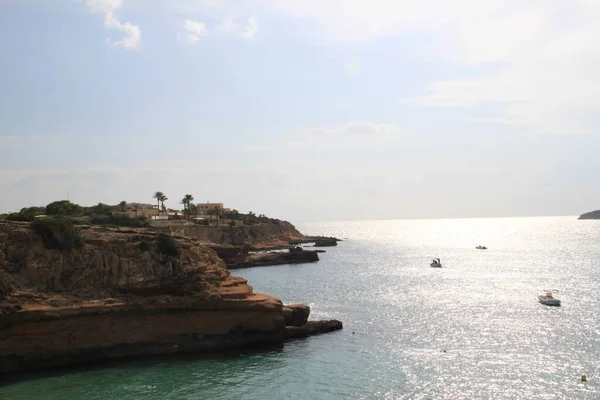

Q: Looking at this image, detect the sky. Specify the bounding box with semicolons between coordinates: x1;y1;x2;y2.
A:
1;0;600;222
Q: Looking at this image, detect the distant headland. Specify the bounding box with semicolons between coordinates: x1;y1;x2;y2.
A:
578;209;600;220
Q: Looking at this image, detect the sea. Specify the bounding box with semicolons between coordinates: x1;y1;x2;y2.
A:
1;216;599;399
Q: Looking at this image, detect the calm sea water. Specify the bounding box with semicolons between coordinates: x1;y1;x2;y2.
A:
2;216;600;399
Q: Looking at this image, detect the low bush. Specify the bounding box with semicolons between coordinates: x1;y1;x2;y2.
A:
6;213;32;222
156;234;180;258
31;217;83;251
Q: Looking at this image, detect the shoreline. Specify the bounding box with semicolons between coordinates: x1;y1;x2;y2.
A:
0;220;343;377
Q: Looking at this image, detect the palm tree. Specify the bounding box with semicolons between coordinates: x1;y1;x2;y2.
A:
159;194;168;215
185;194;194;219
153;191;164;215
119;201;127;212
180;194;194;220
180;197;187;218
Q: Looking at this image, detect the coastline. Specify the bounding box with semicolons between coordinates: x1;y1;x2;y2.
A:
0;220;342;377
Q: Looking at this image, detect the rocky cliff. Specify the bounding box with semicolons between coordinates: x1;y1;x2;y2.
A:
155;221;307;249
0;221;341;375
578;210;600;220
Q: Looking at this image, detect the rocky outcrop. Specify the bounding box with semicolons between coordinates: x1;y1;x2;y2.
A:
225;249;320;269
282;304;310;327
0;221;341;375
578;210;600;220
156;221;307;248
206;244;320;269
285;321;344;340
314;238;338;247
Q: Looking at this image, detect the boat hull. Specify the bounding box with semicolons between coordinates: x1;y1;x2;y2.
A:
538;296;561;306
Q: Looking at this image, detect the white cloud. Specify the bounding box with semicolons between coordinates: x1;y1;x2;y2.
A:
183;19;207;43
245;0;600;134
218;16;259;39
86;0;141;49
240;16;259;39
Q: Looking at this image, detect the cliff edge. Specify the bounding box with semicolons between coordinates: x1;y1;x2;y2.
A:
0;221;341;375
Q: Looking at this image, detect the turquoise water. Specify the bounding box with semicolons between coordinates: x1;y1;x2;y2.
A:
2;216;600;399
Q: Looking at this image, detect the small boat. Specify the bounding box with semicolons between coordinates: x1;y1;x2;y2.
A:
538;290;561;306
476;245;487;250
430;258;442;268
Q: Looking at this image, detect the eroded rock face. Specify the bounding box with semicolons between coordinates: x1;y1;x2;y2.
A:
226;249;319;269
282;304;310;327
285;321;344;340
0;221;341;375
314;238;338;247
158;221;306;248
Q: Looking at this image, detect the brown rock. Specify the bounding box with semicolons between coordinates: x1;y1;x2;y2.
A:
227;249;319;269
282;303;310;326
314;238;338;247
284;320;343;339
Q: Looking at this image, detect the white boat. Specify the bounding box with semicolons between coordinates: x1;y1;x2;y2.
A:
538;290;561;306
430;258;442;268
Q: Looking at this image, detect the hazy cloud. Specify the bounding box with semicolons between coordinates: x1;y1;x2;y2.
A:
218;16;259;39
183;19;207;43
86;0;141;49
238;123;401;152
179;0;600;133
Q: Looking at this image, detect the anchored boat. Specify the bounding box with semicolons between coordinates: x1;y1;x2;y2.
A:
538;289;561;306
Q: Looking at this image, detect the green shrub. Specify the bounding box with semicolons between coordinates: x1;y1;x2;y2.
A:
138;240;151;251
45;200;84;216
31;217;83;251
6;212;32;222
84;203;113;216
156;234;180;257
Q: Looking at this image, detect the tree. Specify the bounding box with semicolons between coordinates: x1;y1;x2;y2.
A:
16;206;46;220
119;201;127;212
85;203;112;216
160;194;168;214
45;200;84;216
181;194;194;220
153;192;164;215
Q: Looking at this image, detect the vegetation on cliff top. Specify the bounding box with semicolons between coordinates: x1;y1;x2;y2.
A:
1;197;283;228
31;217;84;251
